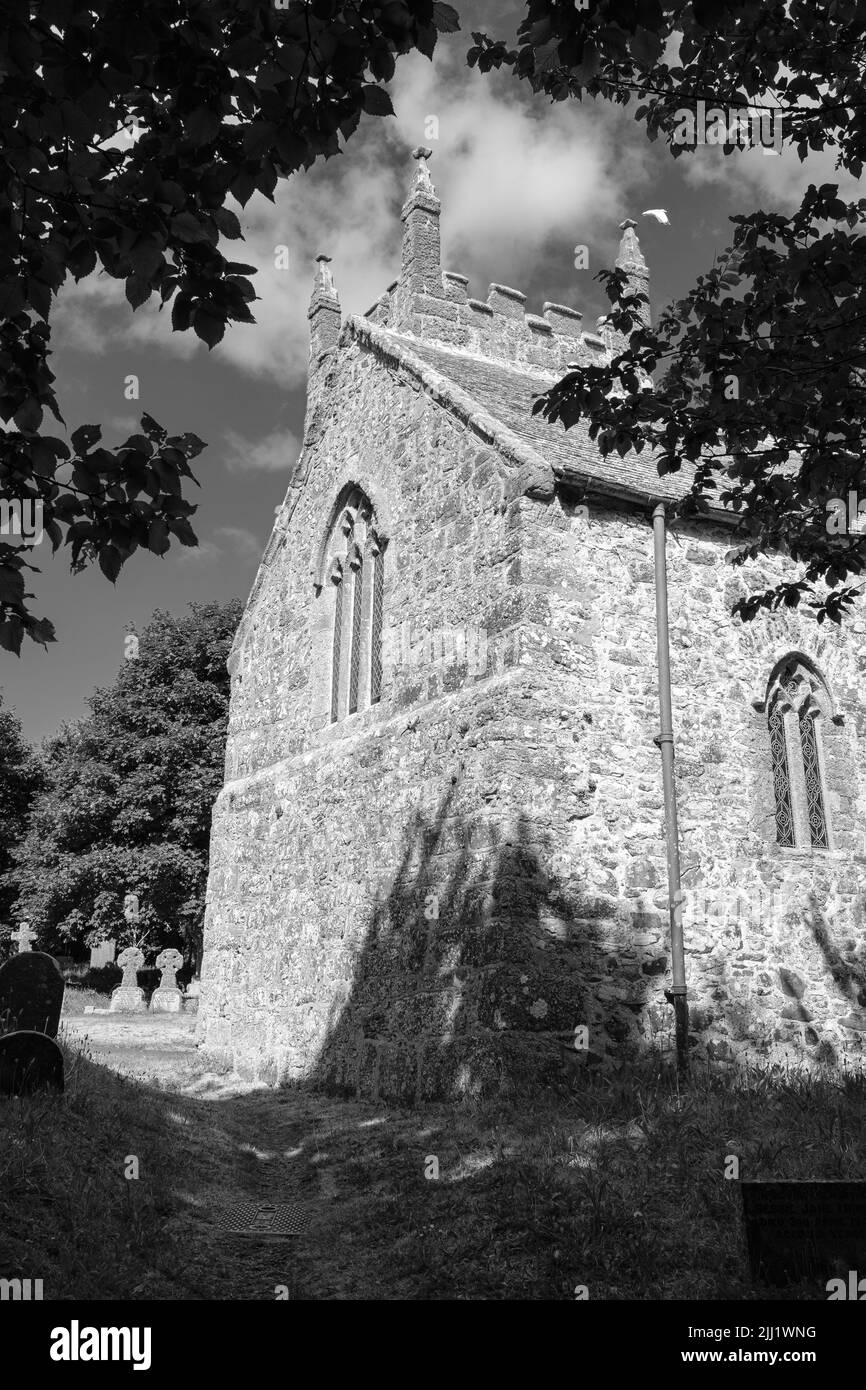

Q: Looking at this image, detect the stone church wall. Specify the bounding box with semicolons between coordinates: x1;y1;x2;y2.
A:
199;343;580;1099
520;491;866;1070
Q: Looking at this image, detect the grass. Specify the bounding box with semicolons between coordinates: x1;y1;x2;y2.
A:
2;1041;865;1299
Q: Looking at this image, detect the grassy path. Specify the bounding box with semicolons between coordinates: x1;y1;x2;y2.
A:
3;1015;865;1300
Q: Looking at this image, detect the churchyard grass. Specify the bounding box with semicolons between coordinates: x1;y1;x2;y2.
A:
1;1044;864;1299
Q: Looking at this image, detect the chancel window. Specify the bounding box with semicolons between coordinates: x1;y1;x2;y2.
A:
767;658;830;849
323;488;384;723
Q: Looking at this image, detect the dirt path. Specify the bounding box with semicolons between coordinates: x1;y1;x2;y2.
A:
59;1012;469;1300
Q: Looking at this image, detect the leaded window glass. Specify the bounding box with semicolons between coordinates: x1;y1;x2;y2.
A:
766;658;830;850
320;487;385;723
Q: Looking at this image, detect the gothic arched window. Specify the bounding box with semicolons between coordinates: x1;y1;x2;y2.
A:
767;657;830;849
322;487;385;723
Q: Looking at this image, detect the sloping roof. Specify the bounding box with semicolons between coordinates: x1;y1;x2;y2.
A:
348;316;697;508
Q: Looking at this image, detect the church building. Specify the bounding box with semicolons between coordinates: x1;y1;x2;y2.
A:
198;149;866;1100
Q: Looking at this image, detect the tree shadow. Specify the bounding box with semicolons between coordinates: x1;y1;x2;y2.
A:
308;780;661;1104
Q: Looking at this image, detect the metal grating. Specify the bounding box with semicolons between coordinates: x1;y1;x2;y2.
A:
215;1202;310;1237
330;579;343;724
370;549;383;704
799;710;829;848
348;556;363;714
768;703;794;847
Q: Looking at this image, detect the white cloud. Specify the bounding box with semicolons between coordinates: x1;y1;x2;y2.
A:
176;537;221;566
223;426;302;474
174;524;262;566
50;47;646;388
214;526;263;561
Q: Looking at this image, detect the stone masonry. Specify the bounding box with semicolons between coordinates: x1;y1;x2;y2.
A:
198;150;866;1100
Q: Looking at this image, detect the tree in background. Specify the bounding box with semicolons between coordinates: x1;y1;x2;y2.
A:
0;695;43;939
8;599;241;963
470;0;866;624
0;0;458;649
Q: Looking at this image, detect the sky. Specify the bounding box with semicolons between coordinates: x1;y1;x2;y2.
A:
2;2;856;743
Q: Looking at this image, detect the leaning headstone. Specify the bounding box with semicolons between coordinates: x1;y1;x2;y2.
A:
89;940;116;970
741;1180;866;1285
151;948;184;1013
0;952;64;1038
0;1031;64;1096
109;947;147;1013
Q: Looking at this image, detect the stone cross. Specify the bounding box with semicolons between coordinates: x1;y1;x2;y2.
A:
12;923;36;954
155;948;183;991
116;946;144;987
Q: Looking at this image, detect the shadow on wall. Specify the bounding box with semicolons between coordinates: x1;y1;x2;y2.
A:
804;890;866;1066
308;782;663;1105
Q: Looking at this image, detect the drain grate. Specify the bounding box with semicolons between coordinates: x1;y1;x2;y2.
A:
215;1202;311;1237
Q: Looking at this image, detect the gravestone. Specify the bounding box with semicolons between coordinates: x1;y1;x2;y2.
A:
109;947;146;1013
0;952;64;1037
11;922;37;952
89;940;116;970
151;948;184;1013
741;1180;866;1285
0;1031;64;1096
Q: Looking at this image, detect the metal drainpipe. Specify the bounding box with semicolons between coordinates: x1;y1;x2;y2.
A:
652;502;689;1073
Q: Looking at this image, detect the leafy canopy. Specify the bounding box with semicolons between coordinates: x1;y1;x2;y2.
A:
0;0;459;649
469;0;866;623
8;600;241;959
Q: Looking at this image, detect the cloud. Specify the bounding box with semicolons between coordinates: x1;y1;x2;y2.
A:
223;426;302;474
50;46;648;388
175;525;262;565
214;526;263;561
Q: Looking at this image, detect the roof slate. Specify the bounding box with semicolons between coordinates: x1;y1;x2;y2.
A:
352;319;697;507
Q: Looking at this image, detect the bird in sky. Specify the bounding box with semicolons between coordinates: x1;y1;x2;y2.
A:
641;209;670;224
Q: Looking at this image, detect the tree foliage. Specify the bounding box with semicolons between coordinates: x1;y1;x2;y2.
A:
8;600;241;961
0;0;459;648
0;694;43;934
469;0;866;623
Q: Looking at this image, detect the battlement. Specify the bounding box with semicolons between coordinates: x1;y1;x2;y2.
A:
314;149;647;380
378;271;610;371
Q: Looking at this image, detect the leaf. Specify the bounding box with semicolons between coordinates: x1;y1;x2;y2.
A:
26;277;52;321
171;294;193;332
361;85;395;117
192;307;225;348
229;168;258;207
71;424;102;454
0;568;26;604
0;279;26;319
13;398;43;433
225;34;266;70
148;518;170;555
0;617;24;656
140;413;168;443
129;235;164;280
169;213;208;244
98;546;123;582
432;2;460;32
212;207;242;239
125;274;153;309
29;616;56;647
630;26;663;67
185;106;222;147
243;122;277;159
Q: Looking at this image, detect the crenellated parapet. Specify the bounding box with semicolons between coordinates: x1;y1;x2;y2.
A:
360;147;611;372
315;153;651;391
